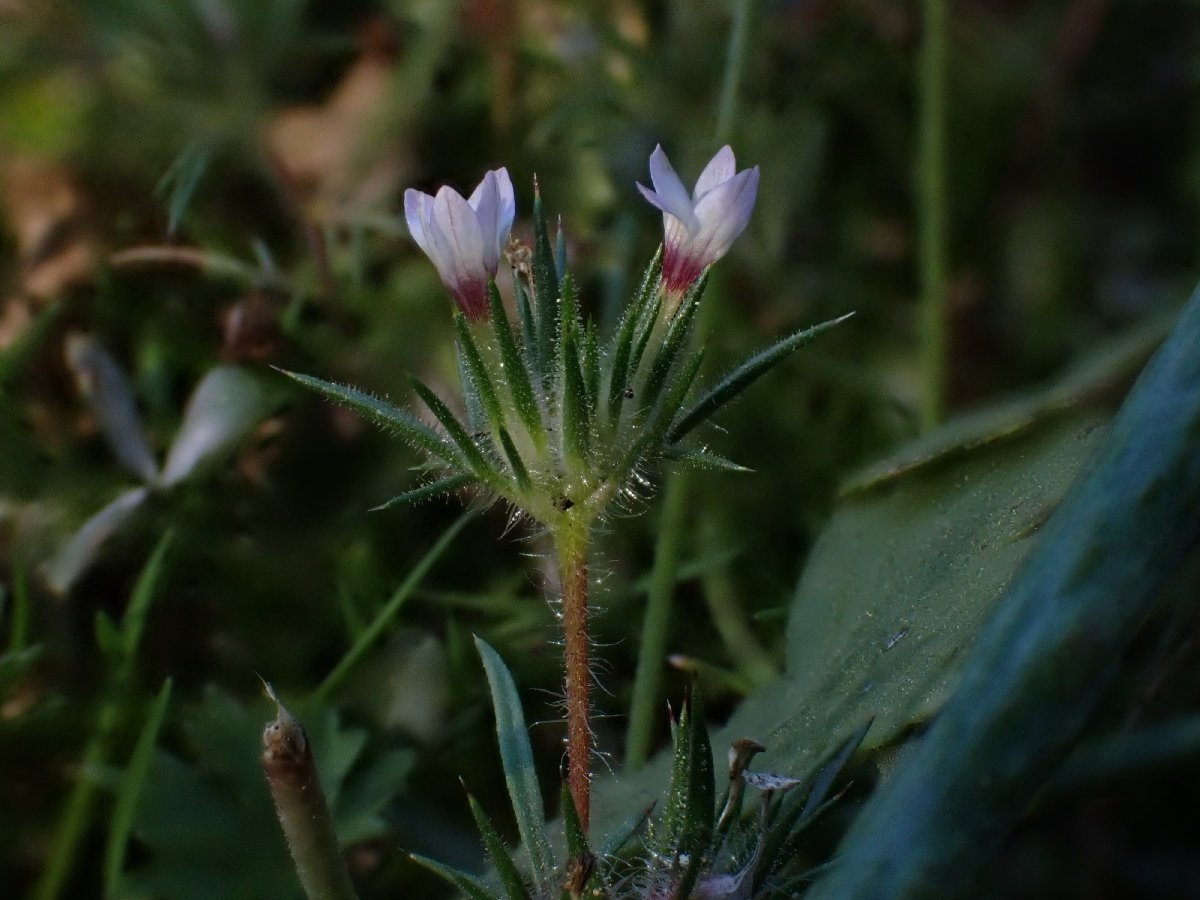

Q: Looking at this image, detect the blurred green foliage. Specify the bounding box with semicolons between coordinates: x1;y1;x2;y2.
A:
1;0;1198;897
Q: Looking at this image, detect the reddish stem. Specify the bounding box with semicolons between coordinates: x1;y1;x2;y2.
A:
558;535;591;832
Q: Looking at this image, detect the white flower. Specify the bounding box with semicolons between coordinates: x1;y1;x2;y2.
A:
404;168;516;319
637;145;759;298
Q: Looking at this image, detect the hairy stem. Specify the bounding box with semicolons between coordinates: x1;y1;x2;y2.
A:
555;521;592;832
263;688;359;900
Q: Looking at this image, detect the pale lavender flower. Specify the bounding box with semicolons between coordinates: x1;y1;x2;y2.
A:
404;168;516;320
637;145;759;299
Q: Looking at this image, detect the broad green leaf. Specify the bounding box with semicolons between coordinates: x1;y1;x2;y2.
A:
473;636;556;896
160;366;287;488
591;388;1109;838
809;285;1200;899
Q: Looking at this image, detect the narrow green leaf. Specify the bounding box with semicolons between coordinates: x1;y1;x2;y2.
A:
560;782;591;861
474;637;556;895
156;140;213;235
662;447;752;474
560;328;591;467
408;854;496;900
410;377;494;478
120;530;174;675
278;369;462;468
105;678;173;896
597;805;653;858
582;322;600;412
369;474;476;511
454;310;507;439
532;182;560;382
758;719;872;885
605;248;663;423
467;792;531;900
668;313;854;444
498;428;532;491
554;217;567;280
489;283;546;449
515;280;539;379
639;293;703;412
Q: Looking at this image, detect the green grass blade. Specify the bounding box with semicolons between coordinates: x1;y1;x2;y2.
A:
278;369;463;467
118;531;174;678
474;636;556;895
104;678;173;896
667;313;854;444
313;511;476;704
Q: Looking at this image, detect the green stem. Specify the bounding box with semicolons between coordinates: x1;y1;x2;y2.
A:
554;518;593;831
917;0;948;432
698;514;778;688
715;0;755;144
625;472;691;770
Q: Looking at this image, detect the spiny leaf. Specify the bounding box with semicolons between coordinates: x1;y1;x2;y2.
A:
639;291;704;411
488;282;546;449
662;447;752;474
606;248;663;422
369;474;476;511
408;854;495;900
497;428;532;491
467;791;531;900
660;685;715;899
409;377;494;479
532;182;560;382
668;313;854;444
278;369;462;467
583;322;600;413
560;327;591;468
474;637;556;895
561;782;591;862
454;310;508;443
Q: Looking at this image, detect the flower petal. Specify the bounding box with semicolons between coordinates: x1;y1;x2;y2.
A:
645;145;698;230
692;145;737;200
690;166;759;262
430;186;486;289
404;189;437;258
469;168;516;272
